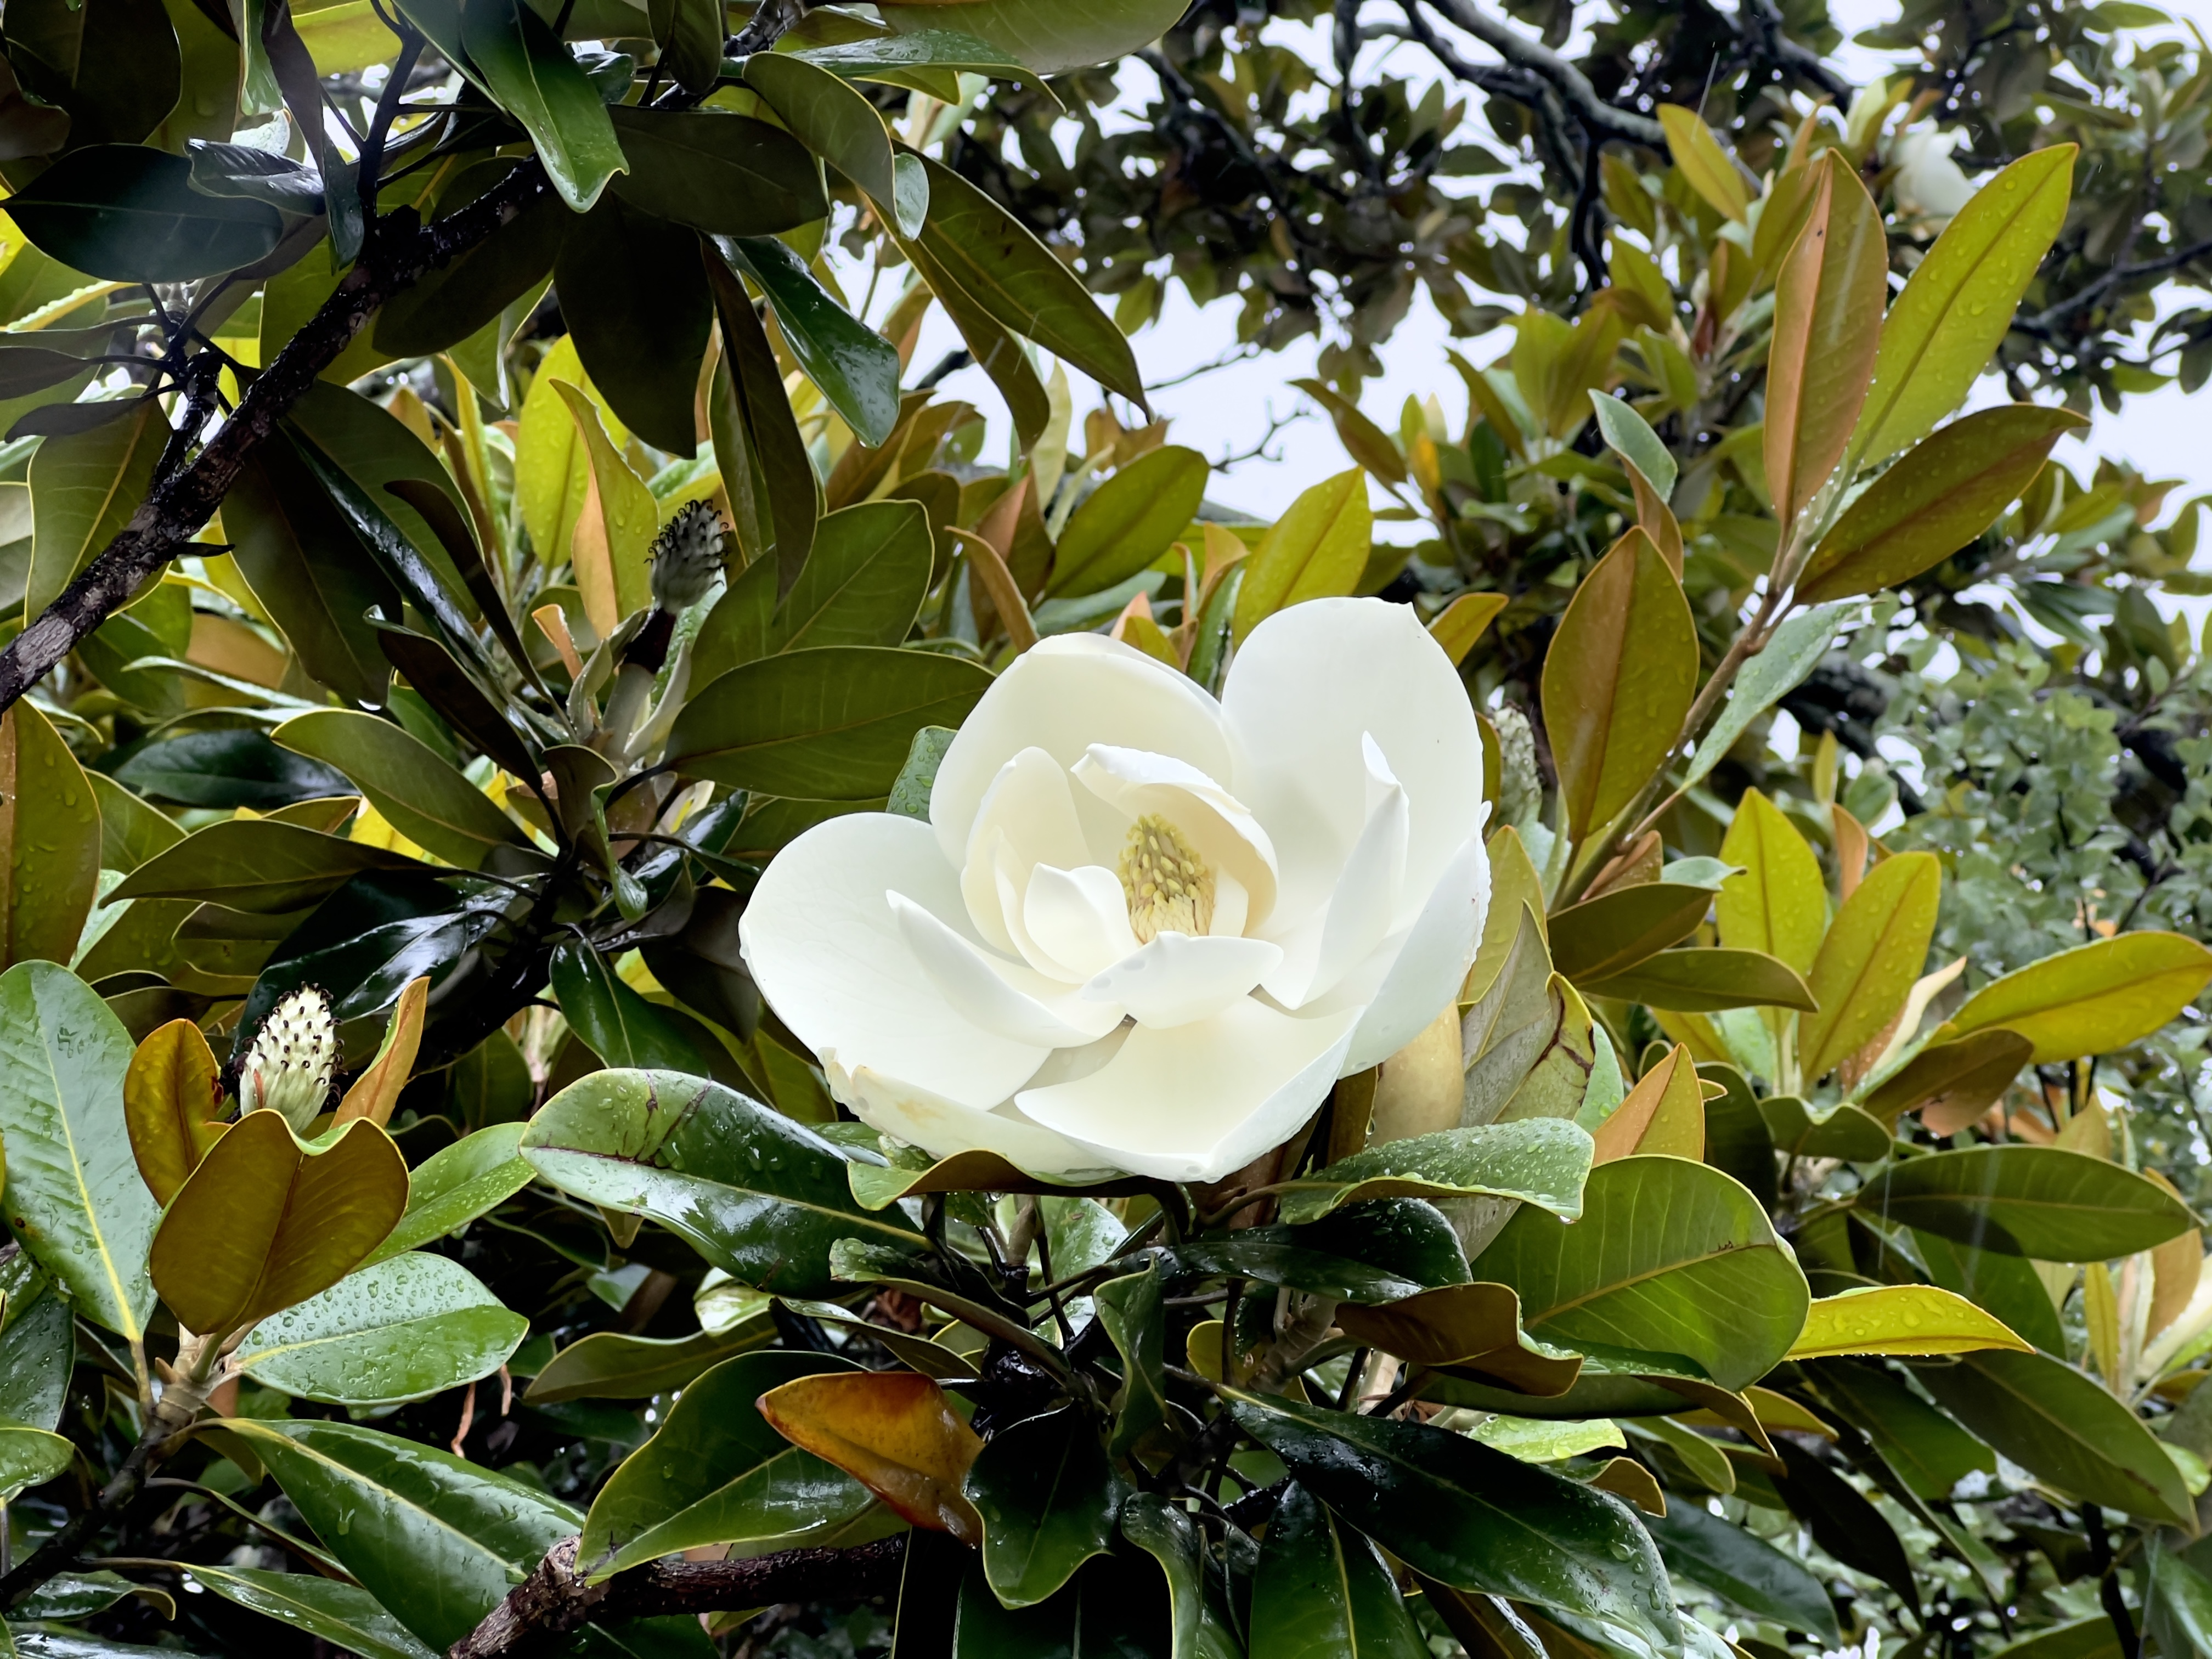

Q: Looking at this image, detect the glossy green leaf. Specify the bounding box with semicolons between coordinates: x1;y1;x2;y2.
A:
0;700;99;970
520;1069;919;1296
25;396;160;618
1645;1497;1839;1641
1913;1229;2069;1355
272;710;529;871
707;253;821;590
1714;788;1825;974
460;0;627;212
1549;882;1712;983
750;500;934;659
1798;405;2087;604
1787;1284;2029;1358
1249;1480;1425;1658
549;940;713;1073
1771;1436;1920;1612
729;235;901;449
1048;444;1211;597
1760;1094;1892;1161
7;144;280;281
1807;1357;1995;1501
1800;850;1941;1080
1093;1260;1166;1460
1274;1119;1594;1225
744;49;895;201
179;1565;437;1659
963;1403;1119;1608
0;1256;74;1431
1589;392;1677;501
2148;1544;2212;1659
0;961;156;1339
1946;930;2212;1064
877;0;1187;74
0;1421;74;1500
1472;1154;1809;1391
669;646;991;799
367;1123;534;1267
1231;1389;1677;1651
578;1350;876;1579
376;167;567;360
1582;947;1816;1013
896;220;1052;447
1332;1282;1583;1396
556;192;711;456
109;820;425;914
911;151;1144;404
606;105;826;236
1917;1348;2194;1525
150;1113;408;1338
794;25;1042;91
224;1417;582;1651
1853;144;2078;466
1231;467;1371;641
1178;1198;1470;1302
1764;151;1886;532
1541;528;1696;841
526;1322;776;1404
235;1252;526;1406
1859;1145;2196;1260
1681;602;1856;792
1118;1492;1240;1659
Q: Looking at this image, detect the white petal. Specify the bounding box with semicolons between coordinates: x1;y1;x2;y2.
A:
828;1060;1108;1177
1018;1000;1361;1182
891;894;1125;1047
1210;871;1249;939
1023;863;1141;981
740;814;1048;1109
1262;740;1409;1007
932;634;1236;870
1082;933;1283;1028
1223;598;1485;933
1071;744;1279;926
1344;826;1493;1071
960;748;1089;956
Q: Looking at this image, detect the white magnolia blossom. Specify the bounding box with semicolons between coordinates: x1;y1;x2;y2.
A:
740;598;1492;1182
1891;126;1976;222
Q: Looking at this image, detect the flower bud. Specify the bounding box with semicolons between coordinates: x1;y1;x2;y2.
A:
240;986;337;1132
649;501;729;612
1493;703;1539;828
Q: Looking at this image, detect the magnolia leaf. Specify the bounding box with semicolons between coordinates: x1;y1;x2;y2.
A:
122;1016;226;1207
1786;1285;2033;1359
758;1370;984;1543
1799;851;1941;1080
1945;930;2212;1064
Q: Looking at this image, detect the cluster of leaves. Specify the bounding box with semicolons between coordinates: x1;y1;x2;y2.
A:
1;2;2211;1659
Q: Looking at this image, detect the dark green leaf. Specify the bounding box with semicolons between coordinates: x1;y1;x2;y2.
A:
766;500;932;655
0;1256;73;1430
668;646;992;799
1046;445;1210;597
1250;1481;1427;1658
460;0;627;212
524;1324;776;1404
104;727;351;811
707;254;818;591
368;1123;535;1266
1229;1390;1677;1651
1093;1260;1166;1460
1274;1119;1594;1226
6;144;279;280
729;235;901;448
1860;1145;2197;1260
375;159;571;357
179;1565;437;1659
108;820;427;915
1911;1229;2068;1355
1548;883;1712;984
5;0;177;147
518;1069;919;1296
1806;1358;1994;1501
963;1404;1119;1609
1644;1494;1839;1641
186;138;323;212
273;709;533;870
558;192;711;455
549;940;715;1071
607;106;826;235
1771;1437;1921;1612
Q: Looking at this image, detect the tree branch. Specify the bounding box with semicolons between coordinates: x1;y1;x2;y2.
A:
1417;0;1666;145
447;1535;909;1659
0;156;554;716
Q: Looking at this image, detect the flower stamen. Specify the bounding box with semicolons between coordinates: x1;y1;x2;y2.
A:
1118;814;1215;943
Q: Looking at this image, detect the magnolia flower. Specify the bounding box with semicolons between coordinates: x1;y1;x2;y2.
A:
240;986;337;1132
1891;127;1976;222
740;599;1491;1182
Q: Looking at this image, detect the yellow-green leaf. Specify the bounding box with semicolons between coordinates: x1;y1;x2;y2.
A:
513;334;626;580
123;1018;226;1207
1787;1285;2032;1359
1658;106;1752;224
1716;788;1825;974
1851;144;2077;467
1539;528;1697;840
1292;377;1407;484
1797;405;2087;605
1427;591;1508;667
1800;851;1942;1081
757;1369;984;1543
25;400;162;618
149;1112;408;1339
1591;1043;1704;1162
0;698;100;969
553;379;658;637
1862;1028;2032;1135
1947;931;2212;1064
335;977;430;1130
1231;467;1371;642
1764;152;1887;535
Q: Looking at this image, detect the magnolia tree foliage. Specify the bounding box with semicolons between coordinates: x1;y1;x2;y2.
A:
2;2;2212;1658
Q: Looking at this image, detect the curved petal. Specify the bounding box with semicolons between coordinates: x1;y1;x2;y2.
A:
1342;826;1492;1071
932;634;1235;868
1018;1001;1361;1182
828;1060;1108;1178
960;748;1089;957
1071;744;1278;926
892;894;1125;1048
1261;736;1409;1008
1023;863;1141;981
739;813;1048;1110
1224;598;1485;933
1081;933;1283;1029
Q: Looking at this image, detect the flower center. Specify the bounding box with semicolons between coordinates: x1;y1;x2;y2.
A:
1118;814;1214;943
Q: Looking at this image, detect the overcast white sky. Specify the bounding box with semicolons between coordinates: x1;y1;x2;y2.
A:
894;0;2212;523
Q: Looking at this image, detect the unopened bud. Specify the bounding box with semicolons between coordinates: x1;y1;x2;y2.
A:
240;986;337;1132
649;501;729;611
